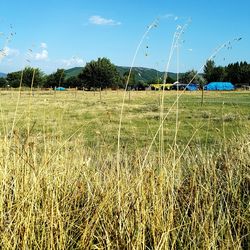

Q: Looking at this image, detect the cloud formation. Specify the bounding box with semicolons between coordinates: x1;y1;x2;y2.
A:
62;56;84;67
89;15;121;26
35;49;48;60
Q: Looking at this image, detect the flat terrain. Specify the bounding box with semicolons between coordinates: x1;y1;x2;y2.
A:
0;89;249;149
0;89;249;249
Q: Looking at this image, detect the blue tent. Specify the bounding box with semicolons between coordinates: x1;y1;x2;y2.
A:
186;83;198;91
55;87;66;91
204;82;234;91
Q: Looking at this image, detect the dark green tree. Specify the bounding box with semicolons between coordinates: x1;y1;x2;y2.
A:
6;71;22;87
0;77;7;87
123;71;136;89
135;80;149;90
6;67;44;87
180;69;205;86
203;60;227;83
239;62;250;83
164;75;175;83
78;58;121;90
44;69;65;88
203;60;216;83
22;67;44;87
212;66;226;82
225;62;241;83
147;75;175;85
64;76;81;88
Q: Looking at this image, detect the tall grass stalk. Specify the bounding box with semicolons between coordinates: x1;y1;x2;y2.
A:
27;69;36;138
159;21;189;168
5;71;24;173
0;129;249;248
159;30;178;166
142;38;241;168
116;20;158;222
174;31;180;164
117;20;157;173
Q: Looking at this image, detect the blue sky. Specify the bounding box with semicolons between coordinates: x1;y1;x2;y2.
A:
0;0;249;74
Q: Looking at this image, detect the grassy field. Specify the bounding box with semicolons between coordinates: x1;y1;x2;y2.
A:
0;90;249;149
0;89;249;249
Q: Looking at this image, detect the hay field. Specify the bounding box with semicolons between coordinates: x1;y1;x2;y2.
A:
0;89;249;249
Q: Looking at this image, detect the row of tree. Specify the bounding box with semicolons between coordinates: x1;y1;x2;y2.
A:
0;58;249;89
0;58;157;90
0;58;123;89
176;60;250;87
0;67;69;88
203;60;250;85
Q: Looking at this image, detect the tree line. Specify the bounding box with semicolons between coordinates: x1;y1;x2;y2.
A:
203;60;250;85
0;58;249;89
0;57;176;90
173;60;250;87
0;58;127;89
1;57;173;90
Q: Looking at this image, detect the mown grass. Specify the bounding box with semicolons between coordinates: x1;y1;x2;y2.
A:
0;89;249;249
0;90;249;149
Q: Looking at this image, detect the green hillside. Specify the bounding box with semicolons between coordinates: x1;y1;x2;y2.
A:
64;67;83;78
64;66;179;82
115;66;178;82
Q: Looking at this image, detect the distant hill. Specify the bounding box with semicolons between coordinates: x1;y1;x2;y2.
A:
0;72;6;78
115;66;179;82
64;67;83;79
64;66;179;82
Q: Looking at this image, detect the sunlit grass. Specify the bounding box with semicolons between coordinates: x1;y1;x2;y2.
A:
0;90;249;249
0;90;249;147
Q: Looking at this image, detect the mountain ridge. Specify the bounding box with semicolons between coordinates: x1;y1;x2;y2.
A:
64;66;180;82
1;66;181;82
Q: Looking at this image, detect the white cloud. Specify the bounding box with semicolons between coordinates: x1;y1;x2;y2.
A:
35;49;48;60
6;47;19;56
62;56;84;67
0;46;19;61
40;42;47;49
89;15;121;26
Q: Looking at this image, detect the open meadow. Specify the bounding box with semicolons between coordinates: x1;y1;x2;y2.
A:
0;89;249;249
1;89;249;149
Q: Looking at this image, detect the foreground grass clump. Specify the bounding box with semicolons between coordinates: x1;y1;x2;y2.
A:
0;132;249;249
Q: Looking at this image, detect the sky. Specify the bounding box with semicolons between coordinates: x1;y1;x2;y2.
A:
0;0;250;74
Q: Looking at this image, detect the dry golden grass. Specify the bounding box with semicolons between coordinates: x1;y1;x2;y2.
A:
0;90;249;249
